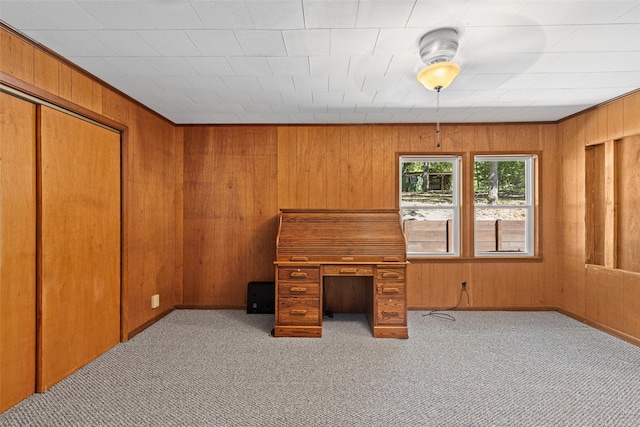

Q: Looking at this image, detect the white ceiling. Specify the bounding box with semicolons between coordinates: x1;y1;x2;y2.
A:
1;0;639;124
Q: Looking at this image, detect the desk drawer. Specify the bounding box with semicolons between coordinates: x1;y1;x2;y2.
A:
376;267;405;281
376;282;405;296
323;265;374;276
278;297;320;325
278;267;320;281
376;297;406;325
278;282;319;297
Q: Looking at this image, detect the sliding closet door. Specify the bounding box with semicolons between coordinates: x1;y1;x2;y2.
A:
0;93;37;411
38;106;121;391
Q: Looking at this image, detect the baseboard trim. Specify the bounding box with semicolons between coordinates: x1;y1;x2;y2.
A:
127;308;175;340
556;308;640;347
408;306;556;312
174;304;245;310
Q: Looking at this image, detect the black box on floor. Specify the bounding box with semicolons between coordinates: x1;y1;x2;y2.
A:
246;281;275;314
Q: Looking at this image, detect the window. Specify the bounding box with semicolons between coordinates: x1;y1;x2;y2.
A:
400;156;461;256
474;155;535;256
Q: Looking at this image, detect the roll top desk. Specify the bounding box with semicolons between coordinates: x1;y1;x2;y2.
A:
274;209;408;338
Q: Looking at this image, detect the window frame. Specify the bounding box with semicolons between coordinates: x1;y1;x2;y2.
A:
473;154;536;257
399;155;462;257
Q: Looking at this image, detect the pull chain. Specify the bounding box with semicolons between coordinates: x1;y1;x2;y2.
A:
435;87;441;148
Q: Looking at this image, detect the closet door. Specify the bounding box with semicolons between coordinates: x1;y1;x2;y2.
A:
38;106;121;391
0;93;37;411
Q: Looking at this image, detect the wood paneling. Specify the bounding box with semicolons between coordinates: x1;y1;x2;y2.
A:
616;135;640;272
277;125;407;211
323;277;367;313
623;271;640;339
623;91;640;135
33;49;59;96
585;144;605;265
174;128;184;304
57;64;72;101
182;126;278;307
38;107;121;391
272;124;558;311
124;109;178;331
558;90;640;344
0;93;37;411
557;116;586;315
0;30;34;84
585;265;625;332
603;140;617;268
70;70;93;110
607;100;624;140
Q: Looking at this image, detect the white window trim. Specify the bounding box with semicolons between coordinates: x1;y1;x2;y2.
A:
399;155;461;257
473;155;535;257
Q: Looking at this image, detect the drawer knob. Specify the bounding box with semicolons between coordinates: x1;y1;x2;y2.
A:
382;272;400;278
339;268;357;274
290;271;308;278
290;287;307;293
382;287;400;294
290;309;307;316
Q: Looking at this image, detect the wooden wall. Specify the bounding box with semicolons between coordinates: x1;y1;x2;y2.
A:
123;106;179;332
557;90;640;343
182;126;278;307
0;25;180;339
182;124;560;310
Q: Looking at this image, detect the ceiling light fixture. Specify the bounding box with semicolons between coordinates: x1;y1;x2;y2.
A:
416;28;461;147
417;62;460;92
416;27;460;92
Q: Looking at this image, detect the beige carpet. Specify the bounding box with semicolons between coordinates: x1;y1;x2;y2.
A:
1;310;639;426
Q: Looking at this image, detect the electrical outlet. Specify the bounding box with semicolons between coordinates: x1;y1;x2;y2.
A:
151;294;160;309
461;281;467;291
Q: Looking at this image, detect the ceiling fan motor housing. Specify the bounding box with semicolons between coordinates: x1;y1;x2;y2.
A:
419;27;459;65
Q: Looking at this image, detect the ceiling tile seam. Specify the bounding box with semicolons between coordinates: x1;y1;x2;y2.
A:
403;0;419;28
280;30;289;57
301;0;308;30
244;0;259;31
232;30;249;57
371;27;383;64
183;29;206;57
186;1;207;29
610;4;640;24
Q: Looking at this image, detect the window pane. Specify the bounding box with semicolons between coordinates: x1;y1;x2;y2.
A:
402;209;454;254
401;161;453;205
475;208;527;253
474;160;526;205
400;156;460;256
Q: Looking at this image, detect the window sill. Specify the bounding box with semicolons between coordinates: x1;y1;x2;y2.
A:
407;256;543;263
